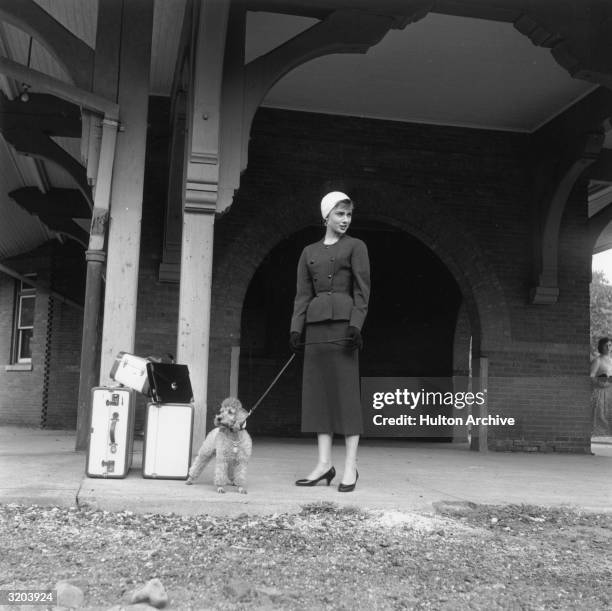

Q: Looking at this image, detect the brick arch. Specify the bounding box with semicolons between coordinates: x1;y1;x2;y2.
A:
208;186;511;412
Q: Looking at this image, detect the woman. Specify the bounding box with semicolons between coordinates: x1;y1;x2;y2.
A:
289;191;370;492
590;337;612;436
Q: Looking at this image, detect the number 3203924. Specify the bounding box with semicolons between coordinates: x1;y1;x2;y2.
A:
0;589;56;605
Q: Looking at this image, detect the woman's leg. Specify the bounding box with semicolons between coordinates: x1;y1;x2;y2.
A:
341;434;359;485
304;433;333;479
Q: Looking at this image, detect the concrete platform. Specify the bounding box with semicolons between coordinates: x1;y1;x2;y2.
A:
1;426;611;516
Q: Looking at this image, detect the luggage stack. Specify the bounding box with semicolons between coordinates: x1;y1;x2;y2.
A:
86;353;195;480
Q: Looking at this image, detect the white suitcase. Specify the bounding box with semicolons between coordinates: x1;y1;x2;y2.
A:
109;351;151;394
86;387;135;478
142;403;194;479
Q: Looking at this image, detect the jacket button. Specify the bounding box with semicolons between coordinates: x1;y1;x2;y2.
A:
328;274;332;278
331;257;335;261
328;291;332;295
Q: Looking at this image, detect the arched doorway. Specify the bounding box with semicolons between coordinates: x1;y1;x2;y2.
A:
238;220;462;437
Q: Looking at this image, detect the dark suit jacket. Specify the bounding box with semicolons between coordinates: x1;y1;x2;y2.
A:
290;235;370;334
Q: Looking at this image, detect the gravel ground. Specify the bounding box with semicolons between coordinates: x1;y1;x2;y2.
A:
1;501;611;610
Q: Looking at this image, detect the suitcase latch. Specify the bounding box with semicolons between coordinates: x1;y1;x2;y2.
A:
106;393;121;406
101;460;115;472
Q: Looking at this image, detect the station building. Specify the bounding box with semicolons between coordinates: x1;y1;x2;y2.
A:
1;0;611;453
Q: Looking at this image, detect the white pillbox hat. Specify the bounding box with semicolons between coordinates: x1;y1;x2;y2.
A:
320;191;351;219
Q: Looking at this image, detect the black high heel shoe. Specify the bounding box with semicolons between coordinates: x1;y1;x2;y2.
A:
338;470;359;493
295;466;336;487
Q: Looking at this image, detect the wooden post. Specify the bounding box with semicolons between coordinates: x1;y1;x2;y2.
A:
178;0;230;447
178;203;216;445
75;250;104;449
99;0;154;384
470;357;489;452
74;0;124;451
75;113;120;450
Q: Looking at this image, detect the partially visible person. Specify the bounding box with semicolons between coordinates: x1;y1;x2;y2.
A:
590;337;612;436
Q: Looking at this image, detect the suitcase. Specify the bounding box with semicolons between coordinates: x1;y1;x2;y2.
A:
146;362;193;403
86;387;135;478
109;351;151;394
142;402;194;479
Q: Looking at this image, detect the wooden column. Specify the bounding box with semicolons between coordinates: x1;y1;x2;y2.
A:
75;249;105;448
178;0;230;447
99;0;154;384
470;357;488;452
74;0;123;450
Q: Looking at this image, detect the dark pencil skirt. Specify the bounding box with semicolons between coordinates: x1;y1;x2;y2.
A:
301;320;363;435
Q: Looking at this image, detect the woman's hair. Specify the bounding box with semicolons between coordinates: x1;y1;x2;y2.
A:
598;337;611;354
331;199;354;212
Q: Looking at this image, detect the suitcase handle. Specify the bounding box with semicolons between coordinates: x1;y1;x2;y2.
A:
109;412;119;452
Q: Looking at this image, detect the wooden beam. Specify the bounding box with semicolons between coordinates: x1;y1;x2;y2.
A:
0;57;118;120
9;188;89;246
0;91;81;137
3;126;92;208
9;186;90;218
246;0;432;27
530;132;604;304
244;9;395;132
242;9;396;175
0;0;93;89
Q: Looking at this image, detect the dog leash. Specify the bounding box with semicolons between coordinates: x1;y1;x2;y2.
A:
243;337;351;423
244;353;297;422
297;337;350;347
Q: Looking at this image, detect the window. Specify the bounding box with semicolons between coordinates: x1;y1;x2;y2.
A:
12;278;36;363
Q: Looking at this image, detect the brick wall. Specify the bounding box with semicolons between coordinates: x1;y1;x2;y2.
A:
0;271;44;425
1;101;594;453
0;241;85;427
206;107;591;452
45;300;83;429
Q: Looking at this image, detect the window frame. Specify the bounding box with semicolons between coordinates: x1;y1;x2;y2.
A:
11;277;36;364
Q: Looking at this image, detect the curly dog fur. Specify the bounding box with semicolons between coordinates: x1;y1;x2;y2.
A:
186;397;252;493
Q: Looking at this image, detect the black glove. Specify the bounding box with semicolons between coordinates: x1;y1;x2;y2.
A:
289;331;303;353
346;326;363;350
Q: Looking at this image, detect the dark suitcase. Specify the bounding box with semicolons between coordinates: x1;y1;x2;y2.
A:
86;387;135;478
146;362;194;403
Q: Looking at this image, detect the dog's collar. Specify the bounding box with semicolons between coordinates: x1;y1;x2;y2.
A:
219;423;245;435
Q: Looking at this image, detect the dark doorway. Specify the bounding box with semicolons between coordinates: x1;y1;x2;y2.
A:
239;221;462;435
